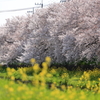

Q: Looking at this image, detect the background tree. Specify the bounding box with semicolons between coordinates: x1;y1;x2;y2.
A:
0;0;100;64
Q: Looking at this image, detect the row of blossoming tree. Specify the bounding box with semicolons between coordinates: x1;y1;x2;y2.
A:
0;0;100;64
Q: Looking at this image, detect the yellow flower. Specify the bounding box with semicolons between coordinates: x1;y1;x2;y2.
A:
6;67;11;72
18;68;23;74
98;78;100;81
33;63;40;72
41;82;46;87
46;73;53;78
42;62;48;70
30;58;36;65
86;81;91;89
39;70;47;76
61;85;66;90
80;71;90;81
7;71;12;76
10;76;15;81
32;80;39;86
22;73;27;81
51;84;56;90
8;87;14;92
11;68;16;73
50;69;56;74
45;56;51;63
68;86;73;89
61;73;69;79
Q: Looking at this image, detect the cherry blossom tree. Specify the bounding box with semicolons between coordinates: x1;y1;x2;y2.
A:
0;0;100;64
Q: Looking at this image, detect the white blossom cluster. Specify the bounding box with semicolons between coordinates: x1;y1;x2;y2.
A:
0;0;100;64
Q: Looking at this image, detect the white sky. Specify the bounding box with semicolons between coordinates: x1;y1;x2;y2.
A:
0;0;60;25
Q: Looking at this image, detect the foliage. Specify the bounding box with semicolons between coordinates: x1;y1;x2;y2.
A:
0;0;100;64
0;57;100;100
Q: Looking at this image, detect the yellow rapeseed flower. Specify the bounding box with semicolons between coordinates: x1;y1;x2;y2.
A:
22;73;27;81
33;63;40;72
61;85;66;90
7;71;13;76
10;76;15;81
51;84;56;90
32;80;39;86
86;81;91;89
50;69;56;75
6;67;11;72
46;73;53;78
45;56;51;63
30;58;36;65
18;68;23;74
68;86;73;89
41;82;46;87
8;87;14;92
80;71;90;81
39;70;47;76
61;73;69;79
11;68;16;73
98;78;100;81
42;62;48;70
